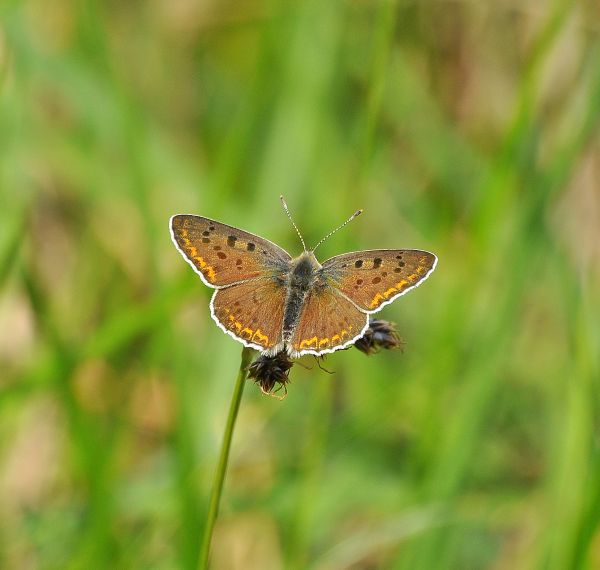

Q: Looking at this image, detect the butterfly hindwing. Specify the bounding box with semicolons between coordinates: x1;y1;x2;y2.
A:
289;284;368;356
170;214;292;287
211;277;287;352
321;249;437;313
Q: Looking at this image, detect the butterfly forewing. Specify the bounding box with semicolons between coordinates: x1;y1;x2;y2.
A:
170;215;291;287
211;277;287;352
289;286;368;356
322;250;437;312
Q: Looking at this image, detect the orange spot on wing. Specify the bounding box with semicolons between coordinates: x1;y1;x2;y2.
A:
370;275;420;308
179;229;217;282
241;327;254;340
318;338;330;348
383;287;398;299
298;336;318;350
252;329;269;346
369;293;385;309
226;320;270;346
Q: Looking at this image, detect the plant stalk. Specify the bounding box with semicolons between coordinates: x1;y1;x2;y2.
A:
198;346;253;570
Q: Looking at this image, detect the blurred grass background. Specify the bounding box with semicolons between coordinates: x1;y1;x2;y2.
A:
1;0;600;568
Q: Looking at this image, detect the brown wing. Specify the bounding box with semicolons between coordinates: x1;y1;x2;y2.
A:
210;277;287;352
321;249;437;313
170;214;292;287
288;285;368;356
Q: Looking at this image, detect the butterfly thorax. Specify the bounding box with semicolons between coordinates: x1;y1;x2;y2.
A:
289;251;321;285
282;251;322;342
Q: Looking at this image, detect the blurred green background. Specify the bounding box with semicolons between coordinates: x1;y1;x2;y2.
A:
1;0;600;568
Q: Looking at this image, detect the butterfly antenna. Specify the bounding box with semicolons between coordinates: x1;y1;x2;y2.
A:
280;195;307;251
311;208;363;253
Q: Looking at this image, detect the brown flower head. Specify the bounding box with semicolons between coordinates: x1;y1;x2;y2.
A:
247;351;294;398
354;318;403;355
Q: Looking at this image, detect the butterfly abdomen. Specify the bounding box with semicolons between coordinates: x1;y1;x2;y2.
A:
282;252;321;342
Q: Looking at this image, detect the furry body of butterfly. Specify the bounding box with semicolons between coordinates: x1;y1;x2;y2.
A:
282;252;325;344
170;214;437;358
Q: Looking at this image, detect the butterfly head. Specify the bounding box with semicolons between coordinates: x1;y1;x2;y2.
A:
289;251;322;292
294;250;321;271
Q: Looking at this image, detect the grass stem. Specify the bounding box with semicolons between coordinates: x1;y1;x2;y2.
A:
198;346;253;570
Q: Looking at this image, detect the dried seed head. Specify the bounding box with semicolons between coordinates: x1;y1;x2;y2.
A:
354;318;404;355
247;352;294;398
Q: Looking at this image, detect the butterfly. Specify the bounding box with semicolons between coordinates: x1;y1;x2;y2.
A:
170;197;437;358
